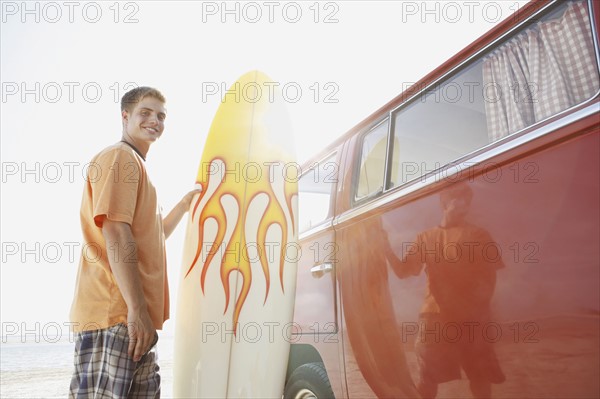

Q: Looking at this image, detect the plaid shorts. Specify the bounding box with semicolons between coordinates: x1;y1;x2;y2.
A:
69;323;160;399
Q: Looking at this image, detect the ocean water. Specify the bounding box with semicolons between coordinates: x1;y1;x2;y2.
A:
0;335;175;398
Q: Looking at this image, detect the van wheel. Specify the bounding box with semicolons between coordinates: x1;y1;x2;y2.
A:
284;362;335;399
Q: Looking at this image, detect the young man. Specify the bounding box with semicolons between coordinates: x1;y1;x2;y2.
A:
393;183;505;399
69;87;199;398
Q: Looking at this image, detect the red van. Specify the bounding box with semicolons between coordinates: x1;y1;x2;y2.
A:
284;1;600;398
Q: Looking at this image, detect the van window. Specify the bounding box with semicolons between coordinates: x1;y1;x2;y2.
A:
355;119;389;202
389;0;599;188
298;154;337;232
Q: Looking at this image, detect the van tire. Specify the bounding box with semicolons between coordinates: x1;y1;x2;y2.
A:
284;362;335;399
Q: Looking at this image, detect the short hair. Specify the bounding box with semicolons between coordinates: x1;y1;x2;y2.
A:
439;182;473;207
121;86;166;113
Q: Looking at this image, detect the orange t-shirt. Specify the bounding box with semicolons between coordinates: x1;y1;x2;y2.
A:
396;223;504;320
70;142;169;332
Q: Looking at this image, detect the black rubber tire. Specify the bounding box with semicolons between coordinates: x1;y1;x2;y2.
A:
284;362;335;399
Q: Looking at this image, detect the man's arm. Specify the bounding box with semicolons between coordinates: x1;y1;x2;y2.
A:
102;219;155;362
391;240;425;279
163;188;202;239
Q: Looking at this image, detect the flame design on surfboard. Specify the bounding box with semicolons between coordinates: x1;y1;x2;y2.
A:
184;71;297;331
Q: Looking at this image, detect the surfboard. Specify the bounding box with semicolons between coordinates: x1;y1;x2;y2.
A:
174;70;299;398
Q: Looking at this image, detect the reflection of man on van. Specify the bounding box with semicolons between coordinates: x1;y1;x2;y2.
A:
393;183;505;399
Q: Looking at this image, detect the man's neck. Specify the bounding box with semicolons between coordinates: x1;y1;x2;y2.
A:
120;136;148;161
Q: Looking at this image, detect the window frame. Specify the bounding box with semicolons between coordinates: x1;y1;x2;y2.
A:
298;151;339;235
381;0;600;195
351;117;391;207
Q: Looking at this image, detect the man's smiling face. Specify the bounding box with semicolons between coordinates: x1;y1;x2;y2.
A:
122;96;167;146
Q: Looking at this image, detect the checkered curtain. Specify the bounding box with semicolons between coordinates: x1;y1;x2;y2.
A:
483;1;599;142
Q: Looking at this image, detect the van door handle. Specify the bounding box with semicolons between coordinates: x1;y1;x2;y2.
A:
310;263;333;276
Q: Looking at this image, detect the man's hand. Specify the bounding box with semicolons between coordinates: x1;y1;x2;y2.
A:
181;186;203;209
163;186;203;239
127;306;157;362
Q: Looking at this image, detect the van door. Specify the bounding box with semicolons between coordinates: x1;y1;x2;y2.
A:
335;119;421;399
290;150;344;397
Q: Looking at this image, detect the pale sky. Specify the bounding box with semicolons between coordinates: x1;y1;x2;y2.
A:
1;0;529;338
